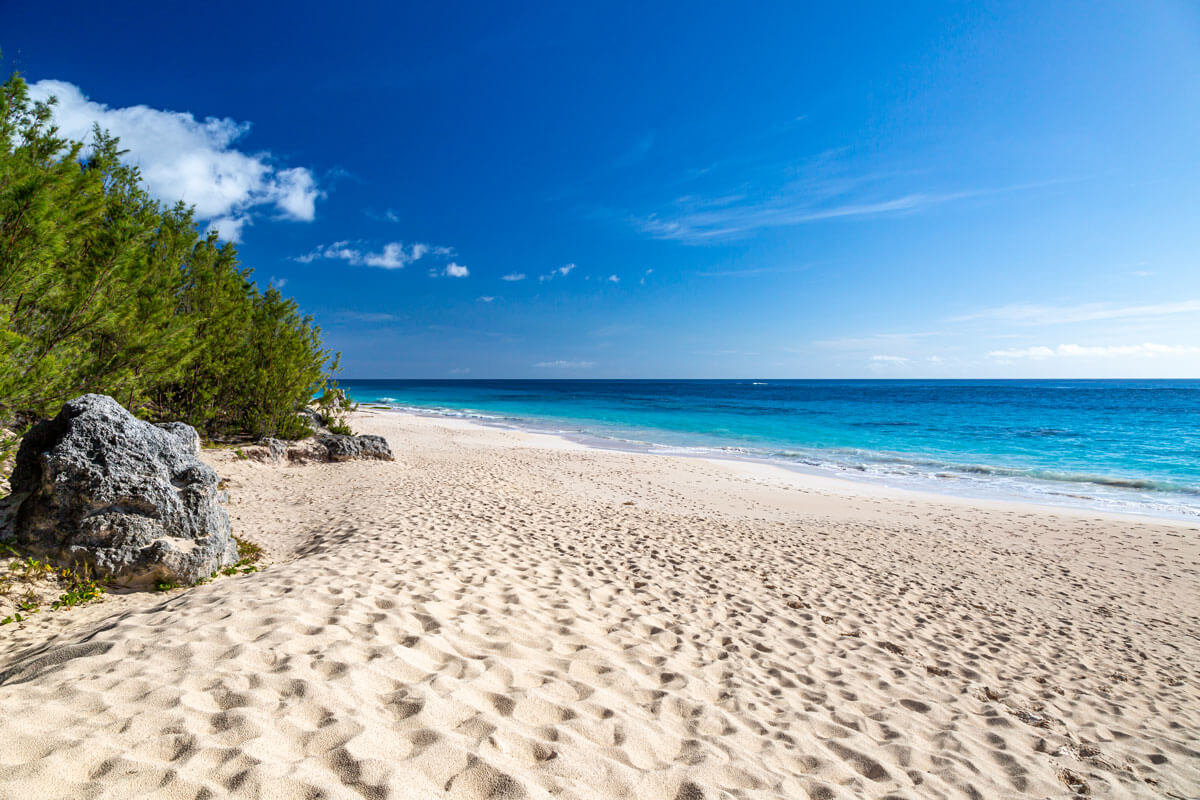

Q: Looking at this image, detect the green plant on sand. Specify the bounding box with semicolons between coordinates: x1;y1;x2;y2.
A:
315;384;358;435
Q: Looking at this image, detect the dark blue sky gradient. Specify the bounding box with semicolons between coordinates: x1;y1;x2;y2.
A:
5;2;1199;377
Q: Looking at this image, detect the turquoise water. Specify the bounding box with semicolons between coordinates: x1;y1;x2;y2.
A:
340;379;1200;519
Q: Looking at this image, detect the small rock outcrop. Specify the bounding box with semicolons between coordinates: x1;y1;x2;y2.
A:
317;434;393;462
240;433;393;465
4;394;236;587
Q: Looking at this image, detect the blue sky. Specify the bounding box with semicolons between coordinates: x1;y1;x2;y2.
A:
6;1;1200;378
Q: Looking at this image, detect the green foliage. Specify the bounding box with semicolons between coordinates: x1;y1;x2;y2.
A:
51;562;104;609
8;554;54;582
0;542;106;617
0;64;338;440
274;413;314;441
315;383;356;435
234;536;263;563
222;536;263;575
153;580;177;592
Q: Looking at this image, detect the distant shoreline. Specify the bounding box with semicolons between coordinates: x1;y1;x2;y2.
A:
364;405;1200;527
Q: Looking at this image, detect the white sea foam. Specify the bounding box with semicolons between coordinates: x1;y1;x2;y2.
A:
369;401;1200;521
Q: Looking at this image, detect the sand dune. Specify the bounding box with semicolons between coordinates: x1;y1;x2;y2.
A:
0;411;1197;798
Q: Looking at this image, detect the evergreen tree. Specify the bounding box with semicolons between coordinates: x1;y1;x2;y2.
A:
0;64;338;450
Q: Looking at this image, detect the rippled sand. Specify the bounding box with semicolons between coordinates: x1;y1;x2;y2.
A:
0;411;1197;799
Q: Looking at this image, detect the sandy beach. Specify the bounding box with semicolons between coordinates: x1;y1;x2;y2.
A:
0;410;1197;799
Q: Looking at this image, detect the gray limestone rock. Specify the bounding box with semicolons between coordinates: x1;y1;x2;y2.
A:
5;395;236;587
317;434;394;462
239;433;393;465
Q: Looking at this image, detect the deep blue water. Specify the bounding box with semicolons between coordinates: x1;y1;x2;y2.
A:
339;379;1200;519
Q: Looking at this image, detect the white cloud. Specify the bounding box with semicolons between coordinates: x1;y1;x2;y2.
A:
444;262;469;278
478;296;495;303
269;276;288;289
29;79;320;232
534;360;596;368
607;274;619;283
869;355;909;364
950;299;1200;326
539;263;576;282
364;243;413;269
501;273;526;281
297;241;429;269
988;343;1200;360
270;167;318;221
207;216;248;242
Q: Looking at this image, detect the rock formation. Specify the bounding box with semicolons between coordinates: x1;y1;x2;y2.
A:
239;433;393;465
317;433;394;462
4;395;236;587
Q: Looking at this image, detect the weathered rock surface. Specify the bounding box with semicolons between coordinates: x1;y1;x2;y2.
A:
4;394;236;587
241;437;289;464
318;434;394;462
240;433;393;465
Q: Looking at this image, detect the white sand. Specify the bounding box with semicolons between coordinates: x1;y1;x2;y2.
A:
0;410;1197;799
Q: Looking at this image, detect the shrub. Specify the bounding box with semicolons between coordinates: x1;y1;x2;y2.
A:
0;64;339;442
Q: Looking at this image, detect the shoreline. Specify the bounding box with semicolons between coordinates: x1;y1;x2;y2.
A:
373;404;1200;526
0;410;1196;798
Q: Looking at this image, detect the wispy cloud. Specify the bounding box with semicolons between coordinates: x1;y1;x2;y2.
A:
442;262;469;278
501;273;526;281
613;132;655;168
29;79;320;242
364;208;402;223
988;343;1200;360
534;360;595;368
869;355;910;364
638;191;970;243
334;310;405;323
297;241;431;270
950;299;1200;326
477;295;495;303
538;263;576;282
607;274;619;283
626;139;1062;245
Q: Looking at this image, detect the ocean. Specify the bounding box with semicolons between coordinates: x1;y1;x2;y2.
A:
338;379;1200;520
